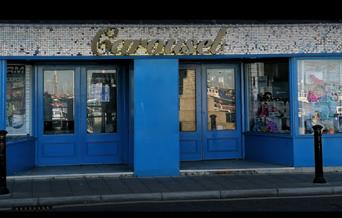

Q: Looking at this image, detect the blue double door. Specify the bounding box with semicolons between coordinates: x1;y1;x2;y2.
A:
179;63;242;161
36;64;127;166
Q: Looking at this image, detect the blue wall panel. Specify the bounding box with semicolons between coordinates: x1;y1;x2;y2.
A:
293;138;314;167
294;137;342;167
133;59;179;176
7;138;35;175
245;135;293;166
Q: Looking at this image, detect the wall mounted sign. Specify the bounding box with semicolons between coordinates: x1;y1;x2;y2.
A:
91;27;227;56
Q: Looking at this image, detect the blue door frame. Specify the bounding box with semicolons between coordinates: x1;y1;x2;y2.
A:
180;63;242;161
36;64;127;166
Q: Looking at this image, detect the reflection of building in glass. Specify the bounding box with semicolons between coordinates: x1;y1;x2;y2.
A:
53;71;58;96
179;69;196;131
87;71;117;133
43;71;75;134
207;69;236;130
207;87;236;130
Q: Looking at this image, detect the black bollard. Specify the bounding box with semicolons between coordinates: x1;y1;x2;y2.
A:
312;125;327;183
0;130;9;194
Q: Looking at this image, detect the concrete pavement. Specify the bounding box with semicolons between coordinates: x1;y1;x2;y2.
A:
1;171;342;210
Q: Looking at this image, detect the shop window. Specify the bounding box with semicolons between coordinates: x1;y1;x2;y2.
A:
246;62;290;133
87;69;117;133
6;65;32;135
298;60;342;135
179;68;196;132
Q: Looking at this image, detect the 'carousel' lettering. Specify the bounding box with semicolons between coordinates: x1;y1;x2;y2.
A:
91;28;227;56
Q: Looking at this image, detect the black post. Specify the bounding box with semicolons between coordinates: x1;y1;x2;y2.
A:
312;125;327;183
0;130;9;194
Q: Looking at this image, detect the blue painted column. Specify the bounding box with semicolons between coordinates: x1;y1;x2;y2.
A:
0;60;6;129
133;59;179;176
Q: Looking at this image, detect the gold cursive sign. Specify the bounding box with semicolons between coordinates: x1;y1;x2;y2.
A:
91;27;227;56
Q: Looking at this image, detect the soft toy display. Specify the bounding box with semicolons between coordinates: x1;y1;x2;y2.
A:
320;105;330;120
307;90;319;102
258;102;269;117
266;118;278;132
318;94;338;118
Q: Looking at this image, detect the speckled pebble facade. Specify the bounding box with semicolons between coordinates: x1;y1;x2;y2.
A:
1;23;342;56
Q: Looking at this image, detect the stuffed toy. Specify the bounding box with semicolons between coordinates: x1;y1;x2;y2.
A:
266;118;278;132
258;103;269;117
320;105;330;120
263;92;273;101
307;90;319;102
319;94;337;117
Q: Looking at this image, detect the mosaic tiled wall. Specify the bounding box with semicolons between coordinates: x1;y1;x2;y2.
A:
1;23;342;56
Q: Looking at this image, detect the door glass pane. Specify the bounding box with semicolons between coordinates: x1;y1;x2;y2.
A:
179;68;196;131
87;69;117;133
44;70;74;134
207;68;236;130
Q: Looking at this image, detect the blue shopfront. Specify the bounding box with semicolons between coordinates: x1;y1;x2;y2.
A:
1;23;342;177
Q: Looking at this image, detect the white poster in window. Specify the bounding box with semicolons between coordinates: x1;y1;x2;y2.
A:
101;84;110;102
6;65;26;134
89;84;95;99
91;83;102;102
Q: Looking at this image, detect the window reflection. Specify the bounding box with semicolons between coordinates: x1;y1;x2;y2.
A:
207;68;236;130
298;60;342;134
246;62;290;133
179;68;196;132
87;69;117;133
44;70;74;134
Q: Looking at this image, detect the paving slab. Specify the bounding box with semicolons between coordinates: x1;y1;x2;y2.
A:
2;172;342;209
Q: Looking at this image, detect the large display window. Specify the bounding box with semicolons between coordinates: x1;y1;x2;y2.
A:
246;61;290;133
298;60;342;135
6;64;32;135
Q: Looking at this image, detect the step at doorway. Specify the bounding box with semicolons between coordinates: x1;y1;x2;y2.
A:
8;164;133;180
180;159;294;175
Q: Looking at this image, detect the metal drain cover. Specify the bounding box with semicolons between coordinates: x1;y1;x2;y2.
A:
13;205;52;211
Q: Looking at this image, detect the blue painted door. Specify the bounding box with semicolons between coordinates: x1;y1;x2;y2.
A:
36;65;125;166
180;64;242;161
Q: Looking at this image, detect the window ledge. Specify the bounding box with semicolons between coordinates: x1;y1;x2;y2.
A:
7;135;36;145
296;134;342;138
244;131;292;138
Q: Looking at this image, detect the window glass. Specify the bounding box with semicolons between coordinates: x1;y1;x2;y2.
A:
6;65;32;135
207;68;236;130
43;70;75;134
179;68;196;132
298;60;342;135
87;69;117;133
246;62;290;133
